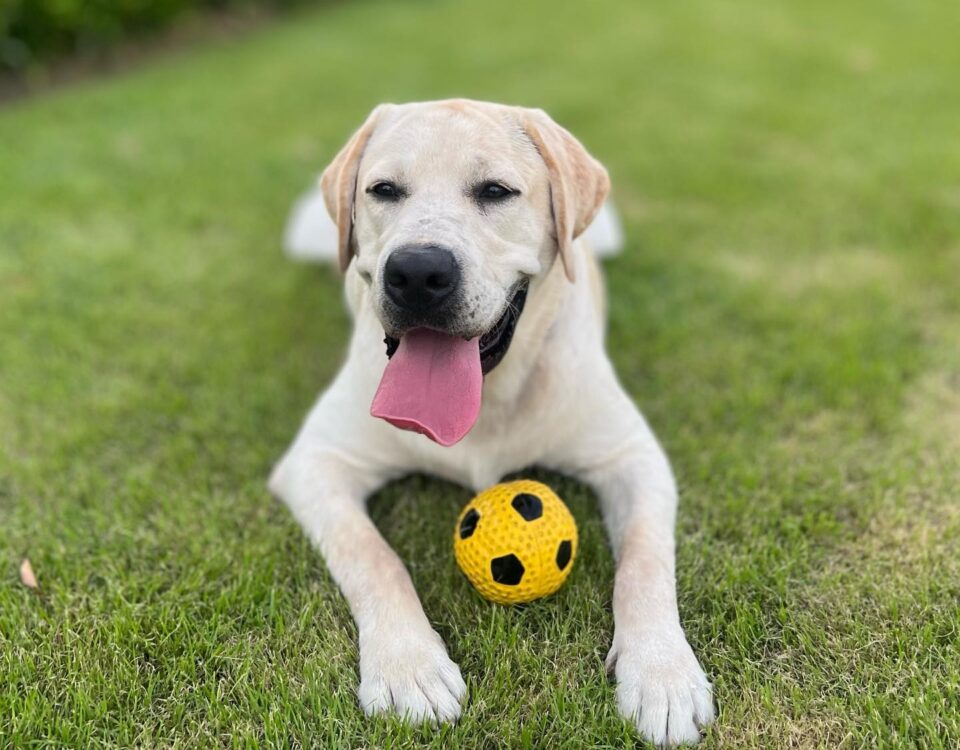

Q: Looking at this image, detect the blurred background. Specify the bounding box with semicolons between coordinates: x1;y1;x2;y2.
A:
1;0;291;77
1;1;958;747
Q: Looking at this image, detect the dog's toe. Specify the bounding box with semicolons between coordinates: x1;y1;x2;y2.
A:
610;630;714;747
418;667;466;723
358;628;466;724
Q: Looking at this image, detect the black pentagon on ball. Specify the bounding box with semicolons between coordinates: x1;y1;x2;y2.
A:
490;553;525;585
511;492;543;522
555;540;572;571
459;508;480;539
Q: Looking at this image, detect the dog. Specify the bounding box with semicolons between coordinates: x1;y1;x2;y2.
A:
269;99;715;746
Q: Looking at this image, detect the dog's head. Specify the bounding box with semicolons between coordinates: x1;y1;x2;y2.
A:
320;99;609;373
318;99;609;445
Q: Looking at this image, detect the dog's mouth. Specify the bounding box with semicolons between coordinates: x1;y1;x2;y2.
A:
382;279;529;375
372;280;530;446
478;280;529;374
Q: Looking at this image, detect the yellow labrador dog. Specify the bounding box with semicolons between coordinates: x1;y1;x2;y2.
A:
269;99;715;746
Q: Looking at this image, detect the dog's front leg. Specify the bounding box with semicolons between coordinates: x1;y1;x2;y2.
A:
269;449;466;723
572;402;714;746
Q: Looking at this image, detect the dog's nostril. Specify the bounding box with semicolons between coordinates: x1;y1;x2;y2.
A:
383;245;461;313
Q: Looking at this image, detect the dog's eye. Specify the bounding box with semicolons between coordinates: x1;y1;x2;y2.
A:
368;181;402;200
476;182;516;202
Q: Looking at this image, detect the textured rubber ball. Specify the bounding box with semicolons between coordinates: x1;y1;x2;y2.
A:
459;508;480;539
453;480;578;605
490;554;525;585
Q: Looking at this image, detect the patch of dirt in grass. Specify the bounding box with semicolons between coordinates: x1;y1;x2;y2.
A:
772;409;850;455
855;480;958;573
714;246;902;297
903;281;960;456
937;185;960;211
727;461;960;749
712;716;848;750
904;369;960;454
846;45;877;75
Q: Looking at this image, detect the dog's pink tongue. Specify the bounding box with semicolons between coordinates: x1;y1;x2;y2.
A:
371;328;482;446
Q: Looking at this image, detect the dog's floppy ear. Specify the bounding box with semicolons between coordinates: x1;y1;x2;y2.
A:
522;109;610;282
320;105;388;273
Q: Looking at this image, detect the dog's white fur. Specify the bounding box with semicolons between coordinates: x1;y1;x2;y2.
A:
283;189;624;262
269;99;714;746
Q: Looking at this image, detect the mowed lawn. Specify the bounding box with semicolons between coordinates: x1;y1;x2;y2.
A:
2;0;959;747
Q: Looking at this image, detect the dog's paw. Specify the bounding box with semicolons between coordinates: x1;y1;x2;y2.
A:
607;629;714;747
358;626;466;724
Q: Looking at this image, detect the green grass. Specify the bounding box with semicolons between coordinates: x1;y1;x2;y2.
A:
2;0;959;747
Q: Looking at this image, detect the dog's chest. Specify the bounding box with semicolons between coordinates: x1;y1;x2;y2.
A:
406;430;543;492
400;358;573;491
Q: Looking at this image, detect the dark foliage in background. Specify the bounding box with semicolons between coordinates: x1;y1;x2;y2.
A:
0;0;305;72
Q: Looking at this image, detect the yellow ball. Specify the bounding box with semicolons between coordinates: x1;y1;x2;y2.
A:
453;480;578;605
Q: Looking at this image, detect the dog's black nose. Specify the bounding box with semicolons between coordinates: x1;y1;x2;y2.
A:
383;246;461;313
